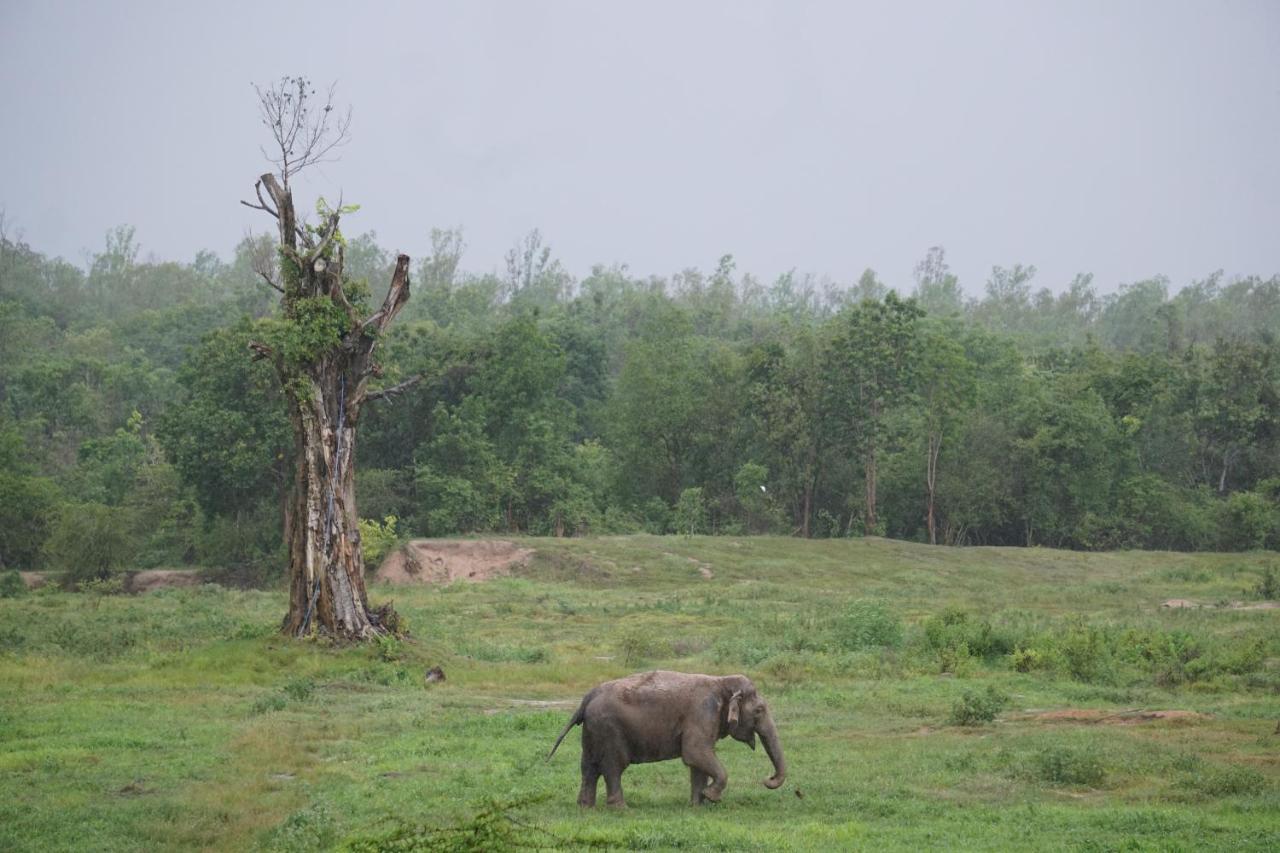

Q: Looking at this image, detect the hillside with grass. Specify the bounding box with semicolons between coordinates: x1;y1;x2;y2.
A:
1;536;1277;851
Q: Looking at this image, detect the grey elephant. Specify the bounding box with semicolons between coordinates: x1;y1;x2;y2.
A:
547;670;786;807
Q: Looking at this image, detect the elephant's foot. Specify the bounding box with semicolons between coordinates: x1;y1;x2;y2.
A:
700;786;723;803
605;798;627;809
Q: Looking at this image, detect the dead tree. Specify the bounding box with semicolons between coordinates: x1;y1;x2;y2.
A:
242;77;417;639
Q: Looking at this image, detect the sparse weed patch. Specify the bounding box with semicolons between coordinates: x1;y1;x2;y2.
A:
1026;745;1107;787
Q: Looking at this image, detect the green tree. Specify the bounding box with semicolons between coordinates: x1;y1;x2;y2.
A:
824;292;924;535
916;323;975;544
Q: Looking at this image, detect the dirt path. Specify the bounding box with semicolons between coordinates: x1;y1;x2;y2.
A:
373;539;533;585
1014;708;1210;725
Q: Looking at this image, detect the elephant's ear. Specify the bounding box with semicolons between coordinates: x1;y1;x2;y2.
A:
727;690;744;724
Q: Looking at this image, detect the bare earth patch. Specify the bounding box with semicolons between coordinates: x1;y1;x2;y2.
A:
19;572;46;590
1161;598;1279;611
374;539;533;585
18;570;200;592
128;570;202;593
1023;709;1210;725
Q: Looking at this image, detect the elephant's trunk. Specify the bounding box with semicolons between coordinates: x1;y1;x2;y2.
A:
758;714;786;789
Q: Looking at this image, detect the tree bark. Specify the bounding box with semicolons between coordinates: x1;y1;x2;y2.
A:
863;399;879;536
250;172;411;640
926;429;941;545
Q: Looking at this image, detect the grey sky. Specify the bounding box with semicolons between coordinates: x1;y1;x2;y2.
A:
2;0;1277;297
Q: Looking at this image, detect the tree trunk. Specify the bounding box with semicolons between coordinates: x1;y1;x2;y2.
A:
278;366;374;637
926;429;941;546
863;397;879;536
249;172;412;640
801;480;813;539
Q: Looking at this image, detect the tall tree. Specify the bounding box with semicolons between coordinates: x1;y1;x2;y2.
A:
241;78;415;639
916;323;974;544
825;292;923;535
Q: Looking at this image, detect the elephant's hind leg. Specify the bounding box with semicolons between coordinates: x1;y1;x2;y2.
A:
578;753;600;807
602;760;627;808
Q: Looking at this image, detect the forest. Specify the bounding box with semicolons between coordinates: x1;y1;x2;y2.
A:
1;223;1278;584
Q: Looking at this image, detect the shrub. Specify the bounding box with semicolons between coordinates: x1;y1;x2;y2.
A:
0;571;26;599
617;626;669;665
195;502;283;588
1217;491;1275;551
948;685;1008;726
358;515;400;568
1031;745;1105;786
78;576;125;609
831;599;903;651
1010;647;1048;673
923;608;1011;659
374;634;405;663
44;502;137;588
1253;566;1278;601
282;677;315;702
1186;765;1267;797
640;497;672;534
1056;619;1115;684
674;487;708;537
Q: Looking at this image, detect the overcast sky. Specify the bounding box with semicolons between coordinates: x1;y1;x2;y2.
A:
2;0;1277;296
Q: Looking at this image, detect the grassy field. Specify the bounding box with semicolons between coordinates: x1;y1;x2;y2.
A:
1;536;1278;851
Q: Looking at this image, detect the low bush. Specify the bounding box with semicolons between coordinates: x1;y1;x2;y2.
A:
1180;764;1267;798
922;608;1017;660
358;515;402;568
1254;566;1278;601
948;685;1008;726
1029;745;1106;786
0;571;25;599
831;599;903;651
282;676;315;702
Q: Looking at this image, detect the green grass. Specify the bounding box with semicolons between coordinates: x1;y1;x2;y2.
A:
1;536;1278;851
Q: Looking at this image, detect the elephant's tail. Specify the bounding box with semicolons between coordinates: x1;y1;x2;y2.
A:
547;692;591;761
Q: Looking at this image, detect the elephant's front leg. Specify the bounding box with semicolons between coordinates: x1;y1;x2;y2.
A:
682;745;728;803
689;767;710;805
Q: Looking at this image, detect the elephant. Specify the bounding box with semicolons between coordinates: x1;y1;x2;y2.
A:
547;670;786;807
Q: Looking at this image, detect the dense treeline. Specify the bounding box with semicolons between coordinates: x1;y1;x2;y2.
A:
2;226;1278;580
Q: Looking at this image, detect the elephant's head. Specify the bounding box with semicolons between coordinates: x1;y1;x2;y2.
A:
722;676;786;789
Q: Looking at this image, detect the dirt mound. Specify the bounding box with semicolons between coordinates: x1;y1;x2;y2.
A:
19;572;47;590
374;540;533;585
128;570;202;593
1028;708;1209;725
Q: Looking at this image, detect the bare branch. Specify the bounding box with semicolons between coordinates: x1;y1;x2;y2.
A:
247;341;275;361
362;254;412;334
366;374;423;403
253;77;352;188
248;235;284;293
239;198;277;217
